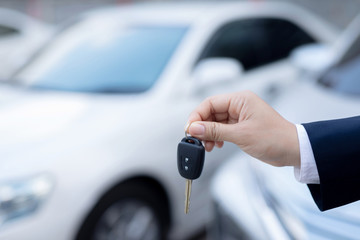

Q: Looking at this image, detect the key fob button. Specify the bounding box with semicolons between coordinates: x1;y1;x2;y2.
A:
177;137;205;180
177;136;206;214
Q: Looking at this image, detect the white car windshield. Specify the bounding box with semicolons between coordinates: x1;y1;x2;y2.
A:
15;20;188;93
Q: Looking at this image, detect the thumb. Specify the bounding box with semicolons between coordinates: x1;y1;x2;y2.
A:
188;121;237;143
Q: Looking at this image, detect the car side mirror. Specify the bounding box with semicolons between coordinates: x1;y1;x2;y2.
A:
290;43;336;78
192;58;244;89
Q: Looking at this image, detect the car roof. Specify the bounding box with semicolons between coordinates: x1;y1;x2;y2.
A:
80;1;319;25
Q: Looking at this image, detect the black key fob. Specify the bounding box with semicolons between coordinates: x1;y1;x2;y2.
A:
177;137;205;180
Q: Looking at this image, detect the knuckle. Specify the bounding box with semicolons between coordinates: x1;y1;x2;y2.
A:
204;96;213;104
209;122;221;141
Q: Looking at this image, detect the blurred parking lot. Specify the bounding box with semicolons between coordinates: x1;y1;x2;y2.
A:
0;1;360;240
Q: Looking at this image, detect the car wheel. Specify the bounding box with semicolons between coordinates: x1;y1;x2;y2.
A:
76;181;169;240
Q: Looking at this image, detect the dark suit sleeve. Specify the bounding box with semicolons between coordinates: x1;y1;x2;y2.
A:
303;116;360;211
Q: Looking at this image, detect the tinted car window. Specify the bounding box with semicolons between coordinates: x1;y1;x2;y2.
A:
319;55;360;95
198;18;315;70
0;25;19;37
318;30;360;96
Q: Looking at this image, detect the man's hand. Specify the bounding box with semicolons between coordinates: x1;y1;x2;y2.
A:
187;91;300;167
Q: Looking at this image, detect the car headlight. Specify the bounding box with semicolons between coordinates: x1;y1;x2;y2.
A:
0;174;54;226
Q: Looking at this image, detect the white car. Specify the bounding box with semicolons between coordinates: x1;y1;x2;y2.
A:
211;14;360;240
0;2;337;240
0;8;52;79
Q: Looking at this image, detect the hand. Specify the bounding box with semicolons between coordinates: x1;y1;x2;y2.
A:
187;91;300;167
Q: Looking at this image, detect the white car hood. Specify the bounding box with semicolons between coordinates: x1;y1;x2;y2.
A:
273;80;360;123
0;86;152;178
0;95;87;146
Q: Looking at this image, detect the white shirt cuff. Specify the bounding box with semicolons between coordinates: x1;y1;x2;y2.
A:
294;124;320;184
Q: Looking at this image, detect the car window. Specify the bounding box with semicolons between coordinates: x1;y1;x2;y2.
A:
198;18;315;70
319;55;360;95
0;25;19;37
15;22;187;93
318;26;360;96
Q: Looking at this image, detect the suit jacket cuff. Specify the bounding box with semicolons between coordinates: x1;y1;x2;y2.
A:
303;116;360;211
294;124;320;184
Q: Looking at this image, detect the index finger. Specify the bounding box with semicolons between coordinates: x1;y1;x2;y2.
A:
188;93;234;123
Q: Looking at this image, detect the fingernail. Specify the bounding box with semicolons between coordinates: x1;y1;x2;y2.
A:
184;122;191;133
189;123;205;136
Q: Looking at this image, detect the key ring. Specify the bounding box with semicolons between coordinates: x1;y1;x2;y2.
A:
185;122;192;138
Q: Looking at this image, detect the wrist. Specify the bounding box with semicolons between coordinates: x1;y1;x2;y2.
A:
283;122;301;167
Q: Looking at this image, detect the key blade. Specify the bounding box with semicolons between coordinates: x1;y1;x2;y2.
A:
185;179;192;214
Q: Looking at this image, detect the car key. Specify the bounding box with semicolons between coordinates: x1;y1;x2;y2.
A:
177;136;205;214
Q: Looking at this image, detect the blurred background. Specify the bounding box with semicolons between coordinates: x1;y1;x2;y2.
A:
0;0;359;26
0;1;360;240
